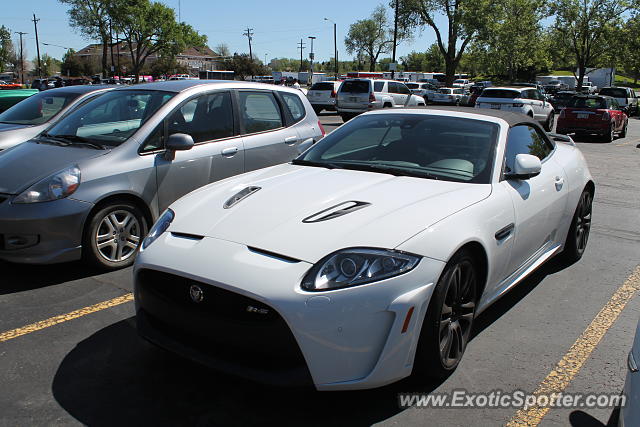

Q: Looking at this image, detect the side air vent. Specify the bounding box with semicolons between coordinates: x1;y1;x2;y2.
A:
223;186;261;209
302;201;371;223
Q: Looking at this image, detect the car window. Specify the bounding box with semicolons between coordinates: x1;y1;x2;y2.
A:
141;123;165;152
168;91;234;144
406;83;419;89
281;92;306;122
611;98;619;108
567;97;606;109
310;82;334;91
599;88;628;98
481;89;520;99
453;89;463;95
374;81;385;92
505;125;554;174
397;84;411;95
341;80;370;93
387;82;398;94
239;91;283;134
0;91;81;125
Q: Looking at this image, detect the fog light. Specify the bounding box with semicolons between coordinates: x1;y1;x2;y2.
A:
4;234;39;250
629;352;638;373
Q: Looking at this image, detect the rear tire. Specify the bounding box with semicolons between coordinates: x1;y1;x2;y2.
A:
620;121;628;138
83;202;148;270
544;111;555;132
559;188;593;264
312;106;322;114
414;249;478;380
602;125;614;143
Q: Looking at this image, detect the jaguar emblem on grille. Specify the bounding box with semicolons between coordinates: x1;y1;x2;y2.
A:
189;284;204;303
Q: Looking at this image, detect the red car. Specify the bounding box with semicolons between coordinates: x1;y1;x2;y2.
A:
556;95;628;142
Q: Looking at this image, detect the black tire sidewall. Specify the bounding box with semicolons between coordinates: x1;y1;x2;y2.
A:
560;189;592;263
83;202;148;270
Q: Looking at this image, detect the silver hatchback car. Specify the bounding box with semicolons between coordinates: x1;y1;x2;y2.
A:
0;80;324;269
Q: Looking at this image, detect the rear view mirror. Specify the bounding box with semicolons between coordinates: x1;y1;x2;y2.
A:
164;133;194;161
505;154;542;180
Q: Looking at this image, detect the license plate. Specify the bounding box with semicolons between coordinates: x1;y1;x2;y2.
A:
577;114;588;119
491;104;501;109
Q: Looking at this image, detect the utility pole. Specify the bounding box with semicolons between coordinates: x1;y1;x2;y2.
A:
391;0;399;80
116;31;121;80
243;27;254;78
15;32;27;84
109;20;115;77
308;36;316;86
297;39;306;72
32;14;42;78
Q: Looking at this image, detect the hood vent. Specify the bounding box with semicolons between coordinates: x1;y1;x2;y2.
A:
302;201;371;223
223;186;261;209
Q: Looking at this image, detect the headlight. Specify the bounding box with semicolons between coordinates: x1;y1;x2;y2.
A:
141;209;174;250
301;248;420;291
13;165;81;204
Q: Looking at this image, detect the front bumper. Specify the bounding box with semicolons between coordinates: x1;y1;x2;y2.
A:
0;196;93;264
134;234;445;390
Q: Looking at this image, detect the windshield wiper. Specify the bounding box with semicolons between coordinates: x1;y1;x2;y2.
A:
291;159;342;169
39;133;106;150
331;161;441;180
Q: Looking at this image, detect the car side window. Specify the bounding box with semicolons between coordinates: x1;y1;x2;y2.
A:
239;91;283;134
397;84;411;95
387;82;398;94
167;91;234;143
280;92;306;123
504;125;554;173
141;123;165;152
374;81;385;92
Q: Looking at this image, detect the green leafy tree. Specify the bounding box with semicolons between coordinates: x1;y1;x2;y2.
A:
345;5;397;72
228;53;268;80
59;0;110;76
401;44;445;71
398;0;496;85
109;0;206;82
0;26;14;73
38;54;61;77
61;49;84;76
550;0;635;89
620;15;640;83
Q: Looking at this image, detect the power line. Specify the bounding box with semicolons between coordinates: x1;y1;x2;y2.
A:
32;14;42;78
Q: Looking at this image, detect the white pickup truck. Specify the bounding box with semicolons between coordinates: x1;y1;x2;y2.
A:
580;81;598;94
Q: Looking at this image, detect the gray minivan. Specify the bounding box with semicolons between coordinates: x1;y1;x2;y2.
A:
0;85;114;151
0;80;323;269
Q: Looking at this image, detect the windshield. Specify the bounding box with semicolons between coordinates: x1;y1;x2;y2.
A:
310;82;335;91
547;80;561;85
44;90;174;147
340;80;370;93
0;91;81;125
295;114;499;183
599;88;627;98
567;97;607;109
454;79;465;84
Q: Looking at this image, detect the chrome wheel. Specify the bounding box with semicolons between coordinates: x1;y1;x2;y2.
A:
95;210;141;262
439;260;476;369
575;191;592;255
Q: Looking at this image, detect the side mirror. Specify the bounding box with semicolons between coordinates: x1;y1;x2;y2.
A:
164;133;194;161
506;154;542;180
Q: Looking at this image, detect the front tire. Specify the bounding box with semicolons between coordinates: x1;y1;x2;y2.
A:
83;202;148;270
415;249;478;379
559;189;593;264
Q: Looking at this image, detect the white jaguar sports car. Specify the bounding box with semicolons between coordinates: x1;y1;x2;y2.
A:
133;107;594;391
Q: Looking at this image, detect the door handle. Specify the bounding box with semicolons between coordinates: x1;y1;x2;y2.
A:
284;136;298;145
221;147;239;157
555;176;564;190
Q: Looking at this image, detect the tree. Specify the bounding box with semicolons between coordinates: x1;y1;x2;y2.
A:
401;43;444;71
108;0;207;81
59;0;111;76
620;15;640;83
214;43;231;58
398;0;495;85
228;53;268;80
61;49;83;76
344;5;396;72
0;25;15;73
37;54;61;77
550;0;635;89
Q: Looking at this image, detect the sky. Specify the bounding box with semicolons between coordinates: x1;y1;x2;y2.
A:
3;0;440;65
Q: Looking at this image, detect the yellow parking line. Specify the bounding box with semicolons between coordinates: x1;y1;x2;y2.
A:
0;293;133;343
506;266;640;426
615;138;640;147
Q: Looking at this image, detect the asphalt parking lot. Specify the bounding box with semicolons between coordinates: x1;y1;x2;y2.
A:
1;109;640;426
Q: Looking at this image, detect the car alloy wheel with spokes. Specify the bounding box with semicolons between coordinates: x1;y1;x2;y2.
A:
416;249;478;379
84;202;148;269
560;188;593;264
95;210;141;262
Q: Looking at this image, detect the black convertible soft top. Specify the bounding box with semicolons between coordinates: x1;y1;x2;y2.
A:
400;105;540;127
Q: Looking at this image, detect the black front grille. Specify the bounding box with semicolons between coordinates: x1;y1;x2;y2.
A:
135;269;310;377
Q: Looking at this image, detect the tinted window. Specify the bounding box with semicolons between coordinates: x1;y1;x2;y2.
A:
46;90;174;146
0;91;81;125
239;91;283;134
299;114;499;183
599;88;628;98
281;92;306;122
340;80;370;93
141;123;164;152
397;84;411;95
310;82;335;91
505;125;553;174
388;82;399;93
567;97;607;109
406;83;419;89
374;81;385;92
481;89;520;99
168;91;234;143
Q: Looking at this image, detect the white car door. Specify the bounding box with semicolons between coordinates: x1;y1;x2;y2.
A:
524;89;544;121
500;124;568;278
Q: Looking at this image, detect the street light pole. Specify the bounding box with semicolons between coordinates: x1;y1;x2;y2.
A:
324;18;338;78
308;36;316;86
15;32;27;84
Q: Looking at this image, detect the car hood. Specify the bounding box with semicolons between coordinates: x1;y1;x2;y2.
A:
0;140;109;194
169;164;492;263
0;123;43;151
0;122;30;132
